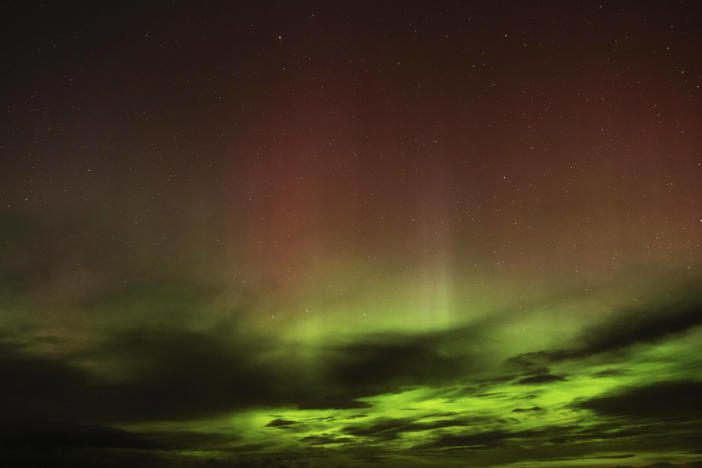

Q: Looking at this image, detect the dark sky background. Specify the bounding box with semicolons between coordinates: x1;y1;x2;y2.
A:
1;1;702;467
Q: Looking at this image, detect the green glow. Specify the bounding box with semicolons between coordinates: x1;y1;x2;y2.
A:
112;289;702;466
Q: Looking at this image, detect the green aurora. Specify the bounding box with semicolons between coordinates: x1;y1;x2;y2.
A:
2;263;702;466
2;2;702;467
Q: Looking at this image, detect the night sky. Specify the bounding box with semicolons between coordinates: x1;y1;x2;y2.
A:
2;1;702;467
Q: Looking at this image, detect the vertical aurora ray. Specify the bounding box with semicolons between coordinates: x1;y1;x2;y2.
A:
1;2;702;467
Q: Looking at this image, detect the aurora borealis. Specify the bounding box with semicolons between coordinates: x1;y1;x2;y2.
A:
2;1;702;467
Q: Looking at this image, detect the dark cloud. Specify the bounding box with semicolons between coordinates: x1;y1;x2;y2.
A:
0;323;484;427
105;321;496;418
579;380;702;421
565;294;702;359
515;373;567;385
0;330;299;423
592;368;627;377
322;338;475;396
144;430;242;452
0;340;98;423
300;434;355;445
512;406;544;413
536;453;635;462
297;395;372;410
0;421;157;451
265;418;298;428
92;329;300;421
403;420;702;466
506;291;702;368
0;451;164;468
341;416;479;442
0;420;165;468
414;429;520;449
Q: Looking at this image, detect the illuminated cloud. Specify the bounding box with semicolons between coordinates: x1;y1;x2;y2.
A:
1;1;701;467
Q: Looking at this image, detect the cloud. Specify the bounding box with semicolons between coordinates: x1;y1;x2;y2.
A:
507;290;702;366
300;434;355;445
512;406;543;413
0;322;483;426
341;416;475;442
0;330;301;423
579;380;702;421
91;329;301;421
592;368;627;377
414;429;527;449
297;395;372;410
515;373;567;385
0;340;98;423
320;337;477;398
0;420;164;468
265;418;298;428
562;294;702;360
0;421;157;451
3;286;702;467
